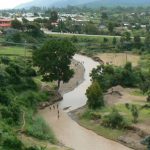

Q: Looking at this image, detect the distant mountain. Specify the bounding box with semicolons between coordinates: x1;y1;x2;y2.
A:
16;0;150;9
84;0;150;7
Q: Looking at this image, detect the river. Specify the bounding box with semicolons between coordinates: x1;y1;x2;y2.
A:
39;54;132;150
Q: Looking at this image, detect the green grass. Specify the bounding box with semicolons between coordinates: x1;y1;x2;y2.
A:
0;45;32;58
130;89;147;96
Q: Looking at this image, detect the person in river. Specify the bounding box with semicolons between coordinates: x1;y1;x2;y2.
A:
53;105;55;109
49;106;51;110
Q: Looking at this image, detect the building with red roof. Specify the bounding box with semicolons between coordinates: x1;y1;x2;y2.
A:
0;19;12;28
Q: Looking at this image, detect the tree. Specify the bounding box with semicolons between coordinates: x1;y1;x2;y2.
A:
103;37;109;43
108;22;114;33
11;19;23;30
101;12;108;20
22;17;29;24
33;39;76;90
2;136;23;150
126;104;139;123
145;33;150;51
131;105;139;123
122;31;131;41
50;11;58;22
86;81;104;109
112;37;117;45
11;32;22;43
121;62;136;87
26;22;43;37
134;35;142;48
84;22;99;35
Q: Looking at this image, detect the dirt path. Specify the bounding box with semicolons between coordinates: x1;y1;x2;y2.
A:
39;107;131;150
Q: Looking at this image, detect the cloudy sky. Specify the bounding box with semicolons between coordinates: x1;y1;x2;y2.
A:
0;0;32;9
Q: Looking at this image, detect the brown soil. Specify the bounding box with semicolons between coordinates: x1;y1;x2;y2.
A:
59;59;85;95
105;85;146;106
96;53;140;67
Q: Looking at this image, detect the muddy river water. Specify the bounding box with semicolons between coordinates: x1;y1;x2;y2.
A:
39;54;132;150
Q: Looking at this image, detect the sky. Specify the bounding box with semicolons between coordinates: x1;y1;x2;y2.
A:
0;0;32;9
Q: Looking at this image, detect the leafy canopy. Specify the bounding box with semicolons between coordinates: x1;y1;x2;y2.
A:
33;39;76;89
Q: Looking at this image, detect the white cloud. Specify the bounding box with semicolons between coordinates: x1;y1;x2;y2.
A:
0;0;32;9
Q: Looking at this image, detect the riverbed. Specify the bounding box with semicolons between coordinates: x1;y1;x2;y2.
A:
39;54;132;150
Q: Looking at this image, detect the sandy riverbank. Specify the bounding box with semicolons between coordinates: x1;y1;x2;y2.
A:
59;59;85;95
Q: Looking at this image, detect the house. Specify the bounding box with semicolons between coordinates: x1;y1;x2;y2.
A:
0;19;12;28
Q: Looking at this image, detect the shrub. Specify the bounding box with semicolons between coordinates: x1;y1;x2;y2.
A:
1;103;21;125
89;112;101;120
25;115;56;144
86;81;104;109
2;136;23;150
102;108;127;129
18;91;49;109
81;110;101;120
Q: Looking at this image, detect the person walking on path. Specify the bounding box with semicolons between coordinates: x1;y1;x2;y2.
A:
58;110;60;119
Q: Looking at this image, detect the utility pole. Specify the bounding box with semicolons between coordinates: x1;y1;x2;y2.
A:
24;40;27;68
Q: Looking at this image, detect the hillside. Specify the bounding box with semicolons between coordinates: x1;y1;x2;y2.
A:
16;0;150;9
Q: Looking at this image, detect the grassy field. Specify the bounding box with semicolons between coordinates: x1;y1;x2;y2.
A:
0;45;32;58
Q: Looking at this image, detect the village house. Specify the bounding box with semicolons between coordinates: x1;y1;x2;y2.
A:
0;18;12;29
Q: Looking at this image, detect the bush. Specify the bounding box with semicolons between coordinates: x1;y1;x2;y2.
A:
86;81;104;109
81;110;101;120
89;112;101;120
25;115;56;144
1;103;21;125
18;91;49;109
102;108;127;129
0;89;12;106
2;136;23;150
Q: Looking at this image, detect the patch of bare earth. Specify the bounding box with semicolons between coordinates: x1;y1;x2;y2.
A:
105;85;146;106
95;53;140;67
